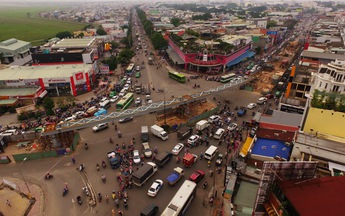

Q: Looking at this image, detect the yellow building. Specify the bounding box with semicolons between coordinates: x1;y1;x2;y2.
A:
303;107;345;138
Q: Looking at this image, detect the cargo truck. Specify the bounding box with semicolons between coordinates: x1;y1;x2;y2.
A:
150;125;168;141
166;167;184;186
196;120;210;131
183;153;198;168
141;126;149;142
176;127;193;141
132;162;158;187
83;106;98;117
155;152;173;167
107;151;120;169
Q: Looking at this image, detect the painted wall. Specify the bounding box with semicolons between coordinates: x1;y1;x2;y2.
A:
303;107;345;138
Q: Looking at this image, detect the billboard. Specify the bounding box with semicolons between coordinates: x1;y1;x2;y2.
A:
99;64;110;74
74;72;85;85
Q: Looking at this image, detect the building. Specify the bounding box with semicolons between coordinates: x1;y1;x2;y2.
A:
247;18;268;28
0;38;31;64
0;63;96;106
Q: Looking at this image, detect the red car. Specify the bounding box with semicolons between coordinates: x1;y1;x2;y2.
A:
189;170;205;183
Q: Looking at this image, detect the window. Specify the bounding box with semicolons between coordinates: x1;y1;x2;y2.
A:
325;83;328;89
319;81;322;88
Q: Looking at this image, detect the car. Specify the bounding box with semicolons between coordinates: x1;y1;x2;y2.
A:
92;123;108;132
147;179;163;197
189;170;205;183
227;123;238;132
135;97;142;105
247;103;257;110
250;127;257;138
172;143;184;155
64;116;76;122
257;97;268;104
123;84;130;91
208;115;221;123
187;135;200;145
119;116;133;123
133;150;141;164
110;96;119;103
136;72;141;78
74;111;84;118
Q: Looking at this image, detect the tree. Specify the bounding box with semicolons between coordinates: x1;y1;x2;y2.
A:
267;20;278;29
43;97;55;116
117;49;135;65
96;26;107;35
192;13;212;20
55;31;72;39
170;18;181;27
102;56;117;70
284;19;298;30
76;32;84;38
150;32;168;50
185;28;199;37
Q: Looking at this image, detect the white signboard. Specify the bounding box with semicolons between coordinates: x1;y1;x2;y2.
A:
203;54;208;62
5;79;25;87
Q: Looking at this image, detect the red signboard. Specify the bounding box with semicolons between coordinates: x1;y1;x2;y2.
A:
75;72;84;81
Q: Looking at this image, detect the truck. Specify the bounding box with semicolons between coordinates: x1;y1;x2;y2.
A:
183;153;198;168
142;142;152;158
176;127;193;141
196;120;210;131
141;126;149;142
166;167;184;186
155;152;173;167
148;56;153;65
135;83;142;94
132;162;158;187
150;125;168;141
83;106;98;117
107;151;120;169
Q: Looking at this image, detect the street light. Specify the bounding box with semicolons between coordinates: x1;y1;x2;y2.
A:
18;157;31;196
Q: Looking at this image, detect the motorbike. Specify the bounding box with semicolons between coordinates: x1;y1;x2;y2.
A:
176;157;181;163
96;163;100;171
77;196;82;205
123;198;128;209
203;181;208;189
109;137;113;144
84;143;88;150
101;175;106;183
78;164;85;172
97;193;102;203
115;198;119;208
112;191;116;200
45;174;53;180
62;187;68;196
82;186;90;197
102;161;106;168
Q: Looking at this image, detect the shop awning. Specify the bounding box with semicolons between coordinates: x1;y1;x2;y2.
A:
38;90;48;98
166;48;185;65
226;50;256;67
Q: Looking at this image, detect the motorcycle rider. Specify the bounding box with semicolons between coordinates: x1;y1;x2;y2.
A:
101;174;106;183
203;181;208;189
45;172;51;179
84;142;88;149
96;163;100;171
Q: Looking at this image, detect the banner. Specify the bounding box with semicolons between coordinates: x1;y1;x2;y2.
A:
99;64;110;74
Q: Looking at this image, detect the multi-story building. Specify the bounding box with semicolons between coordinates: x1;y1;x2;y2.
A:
0;38;32;64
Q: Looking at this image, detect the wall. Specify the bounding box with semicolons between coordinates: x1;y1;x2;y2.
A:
303;107;345;138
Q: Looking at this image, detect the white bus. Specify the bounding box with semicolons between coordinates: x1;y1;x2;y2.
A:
161;180;197;216
99;100;111;109
220;73;236;83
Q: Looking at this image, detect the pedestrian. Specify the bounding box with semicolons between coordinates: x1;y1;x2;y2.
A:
72;156;76;164
6;199;11;207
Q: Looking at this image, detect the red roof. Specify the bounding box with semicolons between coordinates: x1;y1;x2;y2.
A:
177;30;185;37
280;176;345;216
259;122;299;132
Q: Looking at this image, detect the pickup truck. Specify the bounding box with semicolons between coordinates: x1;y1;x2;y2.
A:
166;167;184;186
107;151;120;169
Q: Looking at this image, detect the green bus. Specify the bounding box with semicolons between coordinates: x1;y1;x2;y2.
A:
115;78;126;92
168;71;186;83
220;73;236;83
116;93;134;111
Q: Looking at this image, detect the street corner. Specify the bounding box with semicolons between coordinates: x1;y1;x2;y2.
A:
0;182;32;216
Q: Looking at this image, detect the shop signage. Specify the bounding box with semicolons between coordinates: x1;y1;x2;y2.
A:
99;64;110;74
46;78;68;83
5;79;25;87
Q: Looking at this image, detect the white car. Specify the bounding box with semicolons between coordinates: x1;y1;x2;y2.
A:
172;143;184;155
123;84;130;91
227;123;238;132
148;179;163;197
135;97;142;105
92;123;108;132
110;96;119;103
187;135;200;145
257;97;268;105
247;103;257;110
208;115;221;123
133;150;141;164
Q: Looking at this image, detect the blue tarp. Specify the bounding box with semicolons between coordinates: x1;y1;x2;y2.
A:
94;109;107;116
226;51;256;67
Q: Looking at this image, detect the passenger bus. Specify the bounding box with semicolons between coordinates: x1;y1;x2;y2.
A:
99;100;111;109
168;71;186;83
116;93;134;111
161;180;197;216
126;63;135;75
115;78;126;92
220;73;236;83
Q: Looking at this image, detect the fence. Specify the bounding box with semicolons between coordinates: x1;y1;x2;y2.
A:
11;132;80;162
176;106;220;130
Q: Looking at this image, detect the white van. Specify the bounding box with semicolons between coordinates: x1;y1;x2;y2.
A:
214;128;225;140
119;89;127;97
204;145;218;160
136;66;140;71
4;129;18;135
196;120;210;131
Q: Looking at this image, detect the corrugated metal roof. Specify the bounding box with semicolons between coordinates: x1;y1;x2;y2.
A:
259;110;302;129
0;38;30;51
0;88;37;97
301;51;345;60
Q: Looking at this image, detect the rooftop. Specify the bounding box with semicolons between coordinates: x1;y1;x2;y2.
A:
301;50;345;61
0;64;93;80
0;38;30;51
52;38;96;49
0;88;37;97
259;110;302;130
280;176;345;216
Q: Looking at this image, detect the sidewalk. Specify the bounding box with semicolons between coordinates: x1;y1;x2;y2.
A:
0;178;44;216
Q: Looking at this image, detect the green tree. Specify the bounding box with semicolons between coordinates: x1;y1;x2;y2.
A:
150;32;168;50
96;26;107;35
284;19;298;30
185;28;199;37
215;39;234;53
43;97;55;116
267;20;278;29
102;56;117;70
55;31;72;39
76;32;84;38
192;13;212;20
170;18;181;27
117;49;135;65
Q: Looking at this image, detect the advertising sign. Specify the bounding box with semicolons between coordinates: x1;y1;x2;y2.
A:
203;54;208;62
45;78;69;83
74;72;85;85
99;64;110;74
5;79;25;87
